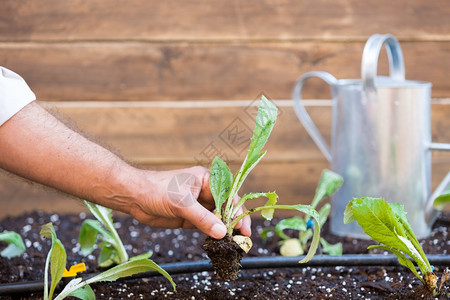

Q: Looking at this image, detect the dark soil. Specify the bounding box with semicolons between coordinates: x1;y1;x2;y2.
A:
0;210;449;299
202;235;244;280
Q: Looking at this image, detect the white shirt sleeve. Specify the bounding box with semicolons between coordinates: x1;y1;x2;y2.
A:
0;66;36;126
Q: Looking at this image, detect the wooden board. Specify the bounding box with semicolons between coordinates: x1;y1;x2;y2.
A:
40;100;450;164
1;158;449;219
1;0;449;219
0;42;449;101
0;0;448;41
1;100;449;218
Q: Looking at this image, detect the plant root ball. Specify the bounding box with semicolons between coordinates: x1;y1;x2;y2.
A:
202;236;244;281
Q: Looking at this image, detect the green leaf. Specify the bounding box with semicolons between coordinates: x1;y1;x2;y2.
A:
54;278;94;300
390;203;431;273
0;231;26;259
275;217;307;240
290;205;321;264
78;221;99;256
130;251;153;261
98;243;116;268
85;258;176;291
78;219;114;256
222;96;278;225
344;197;433;276
224;153;266;221
54;278;85;300
210;156;233;215
67;282;95;300
40;223;67;300
247;96;277;163
227;192;278;235
368;245;424;284
83;201;128;264
55;256;171;299
84;201;114;228
319;238;342;256
49;239;66;299
231;192;274;218
311;170;343;208
433;186;450;210
229;203;321;263
343;199;356;224
299;229;313;246
318;203;331;227
261;192;279;220
345;198;406;246
230;97;278;202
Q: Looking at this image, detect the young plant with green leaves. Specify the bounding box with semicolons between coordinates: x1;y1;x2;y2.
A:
202;96;322;280
78;201;128;267
344;197;447;295
433;185;450;211
261;169;343;257
0;230;26;259
41;222;175;300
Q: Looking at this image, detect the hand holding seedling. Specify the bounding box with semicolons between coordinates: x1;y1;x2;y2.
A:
126;166;251;239
0;101;243;240
202;96;322;280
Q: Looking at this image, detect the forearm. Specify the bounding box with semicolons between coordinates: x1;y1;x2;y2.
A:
0;100;244;238
0;101;141;214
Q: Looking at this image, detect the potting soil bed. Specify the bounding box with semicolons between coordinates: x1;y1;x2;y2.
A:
0;211;448;299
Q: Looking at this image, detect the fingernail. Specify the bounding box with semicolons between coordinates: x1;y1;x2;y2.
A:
211;223;226;239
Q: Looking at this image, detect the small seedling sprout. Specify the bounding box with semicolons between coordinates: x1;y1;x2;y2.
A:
209;96;322;263
41;222;175;300
344;197;446;294
0;230;26;259
78;201;129;267
262;169;343;256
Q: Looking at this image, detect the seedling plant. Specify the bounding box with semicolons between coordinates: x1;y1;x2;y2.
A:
0;230;25;259
40;222;175;300
261;169;343;257
40;200;173;299
202;96;322;280
78;200;130;267
344;197;448;296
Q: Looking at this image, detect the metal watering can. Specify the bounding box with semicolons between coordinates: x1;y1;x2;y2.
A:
292;34;450;239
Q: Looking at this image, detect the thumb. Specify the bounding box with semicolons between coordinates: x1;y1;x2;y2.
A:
181;201;227;239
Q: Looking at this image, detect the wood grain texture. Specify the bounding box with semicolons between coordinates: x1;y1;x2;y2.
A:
0;0;448;41
39;100;450;165
1;0;449;219
0;42;449;101
1;158;449;219
2;99;447;218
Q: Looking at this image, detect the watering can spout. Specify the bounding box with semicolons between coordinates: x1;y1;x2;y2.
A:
424;171;450;227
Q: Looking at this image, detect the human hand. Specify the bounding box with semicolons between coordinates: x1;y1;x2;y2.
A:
128;166;251;239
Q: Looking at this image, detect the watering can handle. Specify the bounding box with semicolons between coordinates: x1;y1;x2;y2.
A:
362;34;405;97
292;71;338;162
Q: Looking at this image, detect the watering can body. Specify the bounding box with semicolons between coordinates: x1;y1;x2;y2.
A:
293;34;450;239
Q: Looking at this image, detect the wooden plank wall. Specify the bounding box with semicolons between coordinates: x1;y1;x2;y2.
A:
0;0;449;218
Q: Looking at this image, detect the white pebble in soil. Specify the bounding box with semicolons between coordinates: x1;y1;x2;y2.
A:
50;214;59;223
22;224;32;234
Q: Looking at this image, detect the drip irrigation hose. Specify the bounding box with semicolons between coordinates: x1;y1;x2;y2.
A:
1;254;449;296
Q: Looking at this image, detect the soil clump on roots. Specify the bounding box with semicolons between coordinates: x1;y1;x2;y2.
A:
201;235;244;280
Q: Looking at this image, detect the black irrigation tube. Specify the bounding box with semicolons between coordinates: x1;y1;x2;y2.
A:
1;254;449;296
